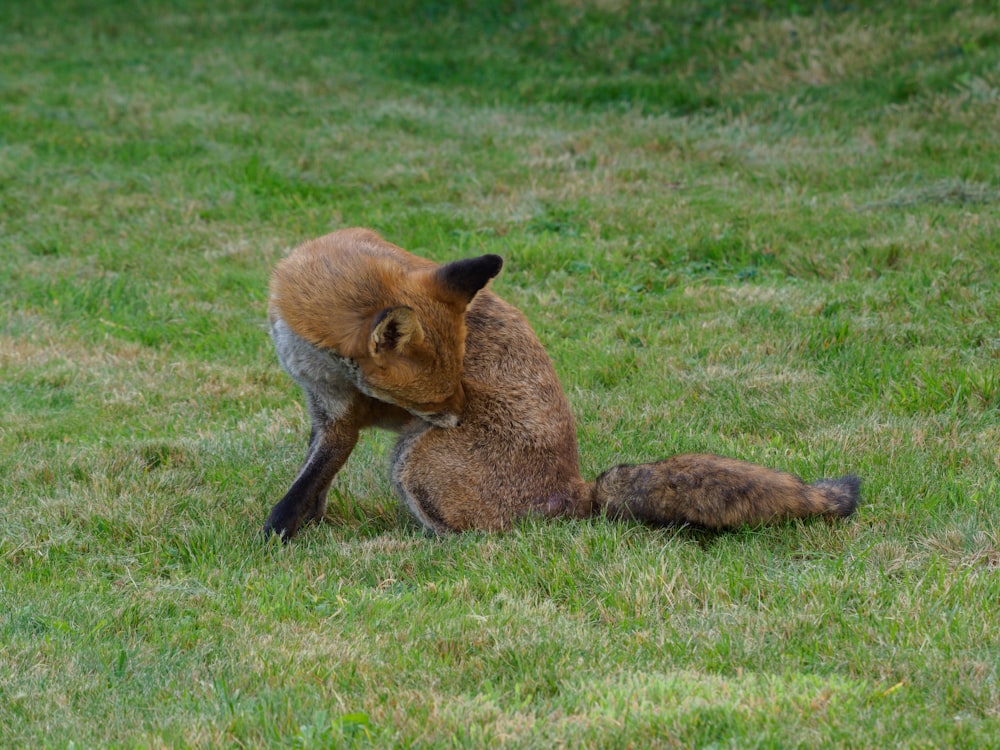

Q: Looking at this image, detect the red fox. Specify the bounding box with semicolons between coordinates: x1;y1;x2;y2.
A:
264;228;859;539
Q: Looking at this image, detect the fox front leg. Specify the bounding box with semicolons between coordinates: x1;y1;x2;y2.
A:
263;396;361;541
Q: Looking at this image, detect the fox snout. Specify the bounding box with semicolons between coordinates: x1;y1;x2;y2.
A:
422;383;466;428
427;412;462;428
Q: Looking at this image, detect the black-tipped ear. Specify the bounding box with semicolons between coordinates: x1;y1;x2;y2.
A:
435;254;503;305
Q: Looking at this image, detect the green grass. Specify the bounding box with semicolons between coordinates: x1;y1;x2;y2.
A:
2;0;999;746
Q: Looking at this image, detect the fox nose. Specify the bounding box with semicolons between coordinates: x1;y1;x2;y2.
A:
426;411;462;428
445;383;466;424
421;383;465;428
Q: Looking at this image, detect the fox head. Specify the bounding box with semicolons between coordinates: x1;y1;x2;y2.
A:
357;253;503;427
269;230;503;430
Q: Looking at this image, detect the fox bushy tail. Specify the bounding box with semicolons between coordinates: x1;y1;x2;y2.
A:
590;453;860;529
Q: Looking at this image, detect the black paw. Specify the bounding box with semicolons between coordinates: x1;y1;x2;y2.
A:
262;512;299;543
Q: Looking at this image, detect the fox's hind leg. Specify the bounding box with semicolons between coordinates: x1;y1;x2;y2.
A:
389;422;507;534
390;417;590;534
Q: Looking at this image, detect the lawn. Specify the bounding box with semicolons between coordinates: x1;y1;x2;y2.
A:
1;0;998;746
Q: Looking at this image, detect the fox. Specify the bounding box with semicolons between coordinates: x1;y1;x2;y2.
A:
263;227;860;540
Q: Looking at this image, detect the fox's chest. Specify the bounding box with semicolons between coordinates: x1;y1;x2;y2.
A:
270;316;364;418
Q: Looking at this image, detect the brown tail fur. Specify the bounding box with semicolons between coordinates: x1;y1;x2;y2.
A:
591;454;860;529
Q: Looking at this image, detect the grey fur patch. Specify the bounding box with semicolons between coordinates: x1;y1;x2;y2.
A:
270;317;360;421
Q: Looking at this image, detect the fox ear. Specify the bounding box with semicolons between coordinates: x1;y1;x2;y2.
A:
369;307;424;359
434;254;503;306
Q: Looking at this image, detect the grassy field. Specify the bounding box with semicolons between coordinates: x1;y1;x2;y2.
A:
2;0;998;746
